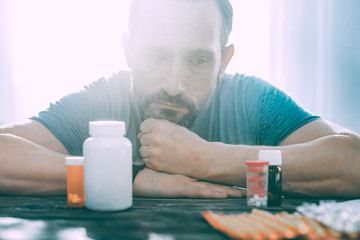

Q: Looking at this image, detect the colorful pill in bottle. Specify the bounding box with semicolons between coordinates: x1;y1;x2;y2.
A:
259;150;282;207
65;156;85;208
246;160;269;207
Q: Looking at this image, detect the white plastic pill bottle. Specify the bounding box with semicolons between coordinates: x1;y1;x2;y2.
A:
83;121;132;211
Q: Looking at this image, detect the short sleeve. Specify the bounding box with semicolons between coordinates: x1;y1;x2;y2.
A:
31;71;142;156
191;74;319;146
251;79;320;146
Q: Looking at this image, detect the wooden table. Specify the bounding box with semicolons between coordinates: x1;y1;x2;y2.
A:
0;196;347;240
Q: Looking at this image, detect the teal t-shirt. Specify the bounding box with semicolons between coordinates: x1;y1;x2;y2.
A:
31;71;319;157
191;73;319;146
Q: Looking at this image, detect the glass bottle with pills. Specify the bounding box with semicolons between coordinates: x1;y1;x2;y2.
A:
258;150;282;207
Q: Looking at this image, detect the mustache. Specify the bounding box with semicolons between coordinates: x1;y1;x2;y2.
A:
143;90;196;108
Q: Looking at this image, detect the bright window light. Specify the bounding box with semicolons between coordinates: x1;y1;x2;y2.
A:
11;0;131;119
10;0;272;120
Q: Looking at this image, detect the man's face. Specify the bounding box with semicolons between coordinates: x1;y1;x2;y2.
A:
127;0;224;128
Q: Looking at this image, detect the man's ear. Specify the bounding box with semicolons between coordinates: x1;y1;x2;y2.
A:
122;33;133;69
219;44;234;78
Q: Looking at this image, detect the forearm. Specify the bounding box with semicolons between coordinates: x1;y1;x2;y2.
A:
281;133;360;198
197;133;360;198
0;134;67;195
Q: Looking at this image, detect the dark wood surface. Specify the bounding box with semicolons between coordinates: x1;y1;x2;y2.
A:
0;196;340;240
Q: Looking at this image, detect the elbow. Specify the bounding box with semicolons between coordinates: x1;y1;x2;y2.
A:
333;132;360;159
332;133;360;197
0;134;31;195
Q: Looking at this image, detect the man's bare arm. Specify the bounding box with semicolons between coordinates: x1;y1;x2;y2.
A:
0;120;244;197
0;120;68;195
139;119;360;198
133;168;245;198
202;120;360;197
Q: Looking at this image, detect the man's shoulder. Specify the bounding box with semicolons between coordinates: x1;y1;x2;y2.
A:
83;71;132;92
221;73;271;89
218;73;274;99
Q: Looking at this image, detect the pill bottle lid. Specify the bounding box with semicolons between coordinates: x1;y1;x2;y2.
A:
246;160;269;173
258;150;282;165
89;121;125;136
65;156;84;166
246;160;269;166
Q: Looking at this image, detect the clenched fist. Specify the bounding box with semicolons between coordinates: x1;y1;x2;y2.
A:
138;118;208;178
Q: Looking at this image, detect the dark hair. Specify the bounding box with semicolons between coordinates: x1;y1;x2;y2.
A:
129;0;233;48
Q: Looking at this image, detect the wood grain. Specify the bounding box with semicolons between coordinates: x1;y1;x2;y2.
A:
0;197;339;240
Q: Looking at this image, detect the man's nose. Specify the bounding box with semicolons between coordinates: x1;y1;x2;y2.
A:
162;62;186;96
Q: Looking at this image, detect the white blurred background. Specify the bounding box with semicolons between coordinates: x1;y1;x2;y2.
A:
0;0;359;133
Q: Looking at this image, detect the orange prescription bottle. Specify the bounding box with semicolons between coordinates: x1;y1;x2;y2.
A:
65;156;85;208
246;160;269;207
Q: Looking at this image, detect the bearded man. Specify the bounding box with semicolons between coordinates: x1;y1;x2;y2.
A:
0;0;359;198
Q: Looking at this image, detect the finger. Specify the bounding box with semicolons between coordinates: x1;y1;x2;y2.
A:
137;132;143;139
196;188;228;199
226;187;246;198
139;133;151;146
197;182;246;198
140;118;157;133
180;184;228;199
142;156;156;170
179;180;230;198
139;146;151;158
209;184;246;198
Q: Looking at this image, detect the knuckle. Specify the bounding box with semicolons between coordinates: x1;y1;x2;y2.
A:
140;122;147;131
140;135;149;145
143;159;154;169
149;147;161;158
146;158;159;170
139;146;146;157
151;137;161;145
145;158;153;168
152;124;162;131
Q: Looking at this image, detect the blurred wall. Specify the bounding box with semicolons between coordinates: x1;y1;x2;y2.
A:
1;0;359;133
271;0;360;133
0;0;20;124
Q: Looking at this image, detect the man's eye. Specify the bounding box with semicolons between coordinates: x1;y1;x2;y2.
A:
190;57;208;65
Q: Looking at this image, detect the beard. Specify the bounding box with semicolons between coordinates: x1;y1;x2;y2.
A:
138;89;212;128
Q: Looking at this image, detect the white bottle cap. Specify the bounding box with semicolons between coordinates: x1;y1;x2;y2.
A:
89;121;125;136
258;150;282;165
65;156;84;166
